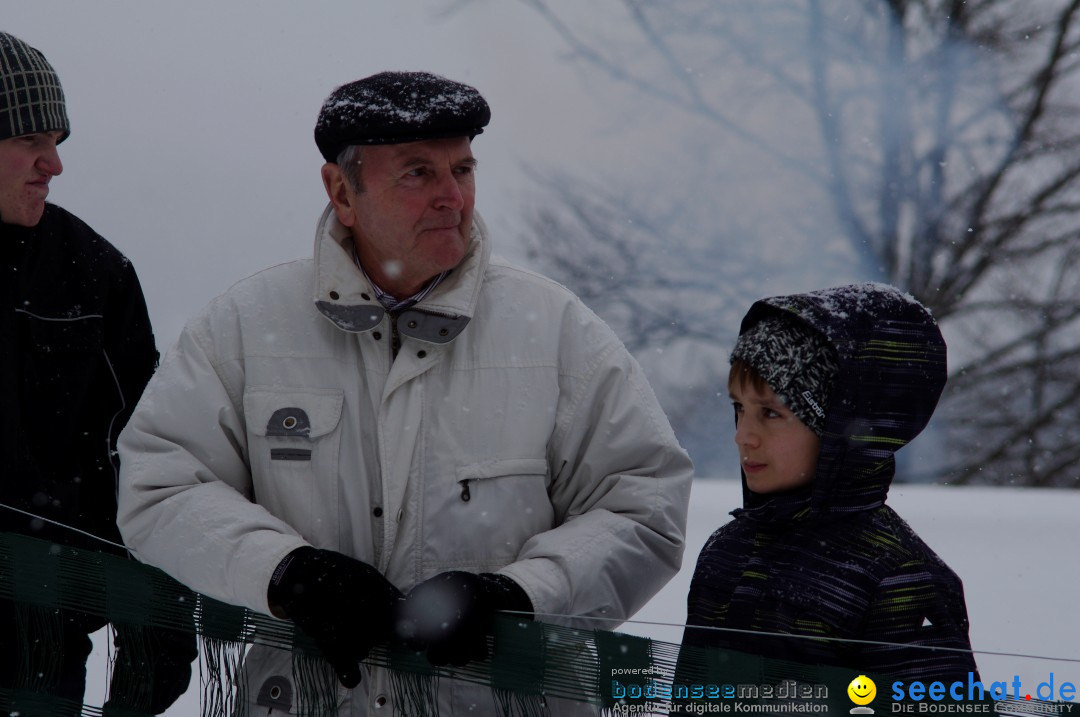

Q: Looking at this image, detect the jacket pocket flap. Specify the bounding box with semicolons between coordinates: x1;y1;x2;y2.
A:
456;458;548;481
244;388;344;439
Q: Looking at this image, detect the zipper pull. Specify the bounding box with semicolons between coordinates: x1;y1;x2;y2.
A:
459;479;471;502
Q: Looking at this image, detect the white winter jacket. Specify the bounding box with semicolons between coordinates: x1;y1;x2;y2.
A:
117;206;693;715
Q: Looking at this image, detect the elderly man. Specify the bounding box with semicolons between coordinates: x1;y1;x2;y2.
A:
0;30;194;714
118;71;692;715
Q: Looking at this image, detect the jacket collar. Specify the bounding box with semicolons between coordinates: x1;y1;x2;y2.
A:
311;203;490;343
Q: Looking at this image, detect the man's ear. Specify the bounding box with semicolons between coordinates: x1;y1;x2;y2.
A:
321;163;356;227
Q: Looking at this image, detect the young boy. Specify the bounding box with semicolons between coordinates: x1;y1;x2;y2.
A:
679;283;978;683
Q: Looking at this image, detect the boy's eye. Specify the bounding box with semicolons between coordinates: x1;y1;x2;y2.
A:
731;402;744;414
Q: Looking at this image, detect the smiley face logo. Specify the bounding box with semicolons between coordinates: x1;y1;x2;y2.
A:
847;675;877;706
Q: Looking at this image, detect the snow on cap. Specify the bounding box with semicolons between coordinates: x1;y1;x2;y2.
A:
0;31;69;143
314;71;490;161
730;315;838;436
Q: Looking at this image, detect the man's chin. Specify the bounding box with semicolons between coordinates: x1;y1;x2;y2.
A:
2;201;46;227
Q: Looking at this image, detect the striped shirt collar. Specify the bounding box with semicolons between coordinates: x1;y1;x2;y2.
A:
351;244;448;313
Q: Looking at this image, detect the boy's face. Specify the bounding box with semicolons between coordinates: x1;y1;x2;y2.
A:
731;380;820;494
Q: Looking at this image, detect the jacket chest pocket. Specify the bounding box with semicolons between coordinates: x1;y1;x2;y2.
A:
424;458;553;570
742;574;847;641
243;388;345;536
22;316;110;420
27;316;104;354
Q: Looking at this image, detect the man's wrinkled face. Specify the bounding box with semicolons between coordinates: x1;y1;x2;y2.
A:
324;136;476;298
0;131;64;227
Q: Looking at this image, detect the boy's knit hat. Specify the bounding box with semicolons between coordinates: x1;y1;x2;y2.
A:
730;315;839;435
0;32;69;142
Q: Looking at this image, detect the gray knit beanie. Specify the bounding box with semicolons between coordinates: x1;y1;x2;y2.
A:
730;315;839;435
0;32;70;142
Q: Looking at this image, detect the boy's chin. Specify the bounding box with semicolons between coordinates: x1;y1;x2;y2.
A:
745;476;816;496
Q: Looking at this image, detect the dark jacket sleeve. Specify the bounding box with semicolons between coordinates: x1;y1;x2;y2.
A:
102;258;197;712
102;258;159;463
857;559;980;683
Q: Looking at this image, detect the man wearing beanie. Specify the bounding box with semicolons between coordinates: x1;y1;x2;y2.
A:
0;31;195;715
117;71;692;715
672;284;978;708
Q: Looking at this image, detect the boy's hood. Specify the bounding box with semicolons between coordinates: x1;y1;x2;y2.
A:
735;283;947;522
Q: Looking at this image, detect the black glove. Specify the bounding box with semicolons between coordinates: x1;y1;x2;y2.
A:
267;546;403;688
104;623;198;715
394;571;533;667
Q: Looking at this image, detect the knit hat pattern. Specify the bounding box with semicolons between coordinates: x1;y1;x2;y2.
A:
0;32;69;142
315;71;490;162
730;315;839;435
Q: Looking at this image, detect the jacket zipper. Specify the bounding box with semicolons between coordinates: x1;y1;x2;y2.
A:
390;313;401;360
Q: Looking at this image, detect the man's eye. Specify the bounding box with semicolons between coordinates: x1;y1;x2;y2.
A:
454;165;474;175
405;168;428;178
764;408;782;419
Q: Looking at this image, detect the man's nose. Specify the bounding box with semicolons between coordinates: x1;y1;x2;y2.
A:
432;171;464;210
38;144;63;177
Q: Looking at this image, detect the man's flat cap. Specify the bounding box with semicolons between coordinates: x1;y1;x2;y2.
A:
314;71;490;162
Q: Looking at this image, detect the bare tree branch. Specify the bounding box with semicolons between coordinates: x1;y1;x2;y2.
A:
492;0;1080;486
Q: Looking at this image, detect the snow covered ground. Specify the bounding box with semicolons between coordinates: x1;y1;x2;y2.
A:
82;478;1079;713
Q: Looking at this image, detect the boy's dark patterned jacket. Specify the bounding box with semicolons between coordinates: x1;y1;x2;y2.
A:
680;283;979;683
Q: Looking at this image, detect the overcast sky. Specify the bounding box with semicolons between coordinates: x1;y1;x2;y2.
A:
6;0;888;481
8;0;654;346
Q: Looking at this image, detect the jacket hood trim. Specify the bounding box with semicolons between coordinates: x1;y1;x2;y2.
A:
735;283;946;524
